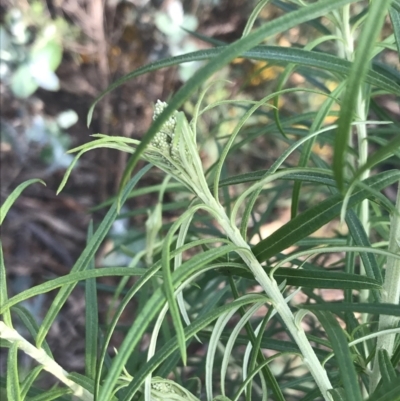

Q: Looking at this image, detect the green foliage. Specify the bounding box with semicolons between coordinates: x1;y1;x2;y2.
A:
1;1;400;401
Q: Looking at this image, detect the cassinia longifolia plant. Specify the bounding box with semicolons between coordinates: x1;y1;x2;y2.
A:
1;1;400;401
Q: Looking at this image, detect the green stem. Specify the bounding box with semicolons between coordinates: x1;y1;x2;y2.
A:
356;93;370;306
370;182;400;391
339;3;371;320
0;321;94;401
204;198;333;400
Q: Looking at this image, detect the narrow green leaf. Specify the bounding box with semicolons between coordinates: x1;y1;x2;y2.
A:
242;0;272;37
271;0;331;34
162;229;237;365
378;349;397;386
217;168;336;189
302;302;400;317
0;376;69;401
351;136;400;187
0;240;12;327
36;164;152;348
252;170;400;263
20;366;43;400
68;372;95;395
393;0;400;13
116;0;360;204
198;330;330;360
97;258;250;401
345;210;383;293
26;388;72;401
229;279;285;401
87;46;399;125
291;83;346;218
221;265;381;290
0;179;45;225
0;267;158;314
160;206;198;367
214;91;288;202
90;182;184;211
182;27;225;46
391;342;400;370
0;339;12;348
85;221;98;380
329;388;347;401
370;99;400;128
333;0;393;191
312;310;363;401
390;6;400;59
2;238;224;313
247;47;399;93
11;306;53;358
7;342;21;401
366;381;400;401
94;262;162;401
119;295;265;401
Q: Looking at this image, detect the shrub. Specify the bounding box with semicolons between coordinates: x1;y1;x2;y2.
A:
1;1;399;400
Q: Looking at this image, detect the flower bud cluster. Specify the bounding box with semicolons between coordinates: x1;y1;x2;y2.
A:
151;100;178;157
147;100;210;201
148;100;193;177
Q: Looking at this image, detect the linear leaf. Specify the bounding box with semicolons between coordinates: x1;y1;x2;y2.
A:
198;331;330;361
351;136;400;186
36;164;152;347
0;179;45;225
291;82;346;218
378;349;397;386
246;46;399;94
119;295;265;401
271;0;331;34
27;388;72;401
20;366;43;400
217;168;336;189
94;263;162;400
7;342;21;401
84;221;98;380
333;0;394;190
221;265;381;290
0;241;12;326
252;170;400;263
345;210;382;298
390;6;400;59
11;306;53;357
86;48;398;125
68;372;95;395
329;388;347;401
163;234;237;364
312;310;363;401
0;267;158;314
302;302;400;317
393;0;400;13
97;253;241;401
366;381;400;401
1;239;225;313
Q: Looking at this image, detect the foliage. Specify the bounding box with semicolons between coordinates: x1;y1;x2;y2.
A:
0;1;72;98
1;1;400;401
